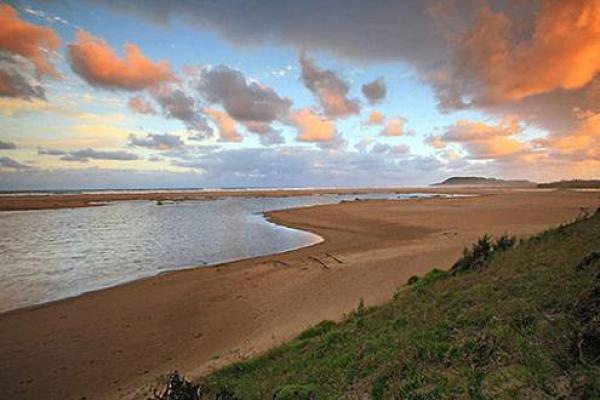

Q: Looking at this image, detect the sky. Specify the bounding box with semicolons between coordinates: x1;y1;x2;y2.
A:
0;0;598;190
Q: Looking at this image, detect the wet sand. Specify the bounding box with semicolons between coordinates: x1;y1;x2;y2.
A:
0;190;598;399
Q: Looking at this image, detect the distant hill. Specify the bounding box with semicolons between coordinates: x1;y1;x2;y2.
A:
538;179;600;189
431;176;535;187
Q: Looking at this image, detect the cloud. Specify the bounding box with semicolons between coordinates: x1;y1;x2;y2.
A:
23;6;71;27
0;148;442;190
128;95;156;115
167;146;444;187
93;1;444;70
299;52;359;118
148;154;164;162
290;108;336;142
381;117;407;136
370;142;410;155
0;53;48;100
536;110;600;162
38;148;67;156
0;5;61;78
361;78;386;105
441;117;521;142
435;118;529;160
93;1;600;149
205;108;242;142
197;65;292;124
364;110;385;126
129;132;184;150
437;1;600;107
151;84;212;135
236;120;284;146
68;30;174;90
0;156;31;170
0;140;16;149
0;5;61;100
49;148;140;162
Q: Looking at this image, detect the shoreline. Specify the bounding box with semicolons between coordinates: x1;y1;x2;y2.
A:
0;203;327;316
0;186;522;212
1;190;598;400
2;194;449;315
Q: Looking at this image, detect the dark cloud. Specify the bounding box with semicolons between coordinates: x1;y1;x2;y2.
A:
129;132;184;150
91;1;446;70
299;52;359;118
55;148;140;162
151;85;213;137
0;140;16;150
0;53;46;100
198;65;292;124
0;156;31;170
38;148;67;156
361;78;386;105
128;95;156;115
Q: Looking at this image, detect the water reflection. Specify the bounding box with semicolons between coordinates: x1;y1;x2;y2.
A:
0;193;429;312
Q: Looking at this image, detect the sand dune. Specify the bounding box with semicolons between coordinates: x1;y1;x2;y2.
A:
0;190;598;400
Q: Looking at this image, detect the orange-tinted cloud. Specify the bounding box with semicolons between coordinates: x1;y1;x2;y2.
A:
442;117;521;142
365;110;385;125
538;110;600;161
0;4;61;77
299;52;359;118
381;117;407;136
291;108;336;142
68;30;174;91
446;1;600;105
436;118;528;160
205;108;242;142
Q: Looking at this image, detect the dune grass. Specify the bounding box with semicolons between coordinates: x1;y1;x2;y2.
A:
195;210;600;399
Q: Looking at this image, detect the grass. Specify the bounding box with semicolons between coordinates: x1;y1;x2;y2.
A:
190;210;600;399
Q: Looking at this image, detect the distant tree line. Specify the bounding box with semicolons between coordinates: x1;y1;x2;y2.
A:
538;179;600;189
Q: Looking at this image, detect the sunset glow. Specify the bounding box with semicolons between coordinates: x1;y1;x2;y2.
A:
0;0;599;189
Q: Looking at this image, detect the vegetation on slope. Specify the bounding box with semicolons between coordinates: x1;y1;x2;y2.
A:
431;176;535;187
155;209;600;399
538;180;600;189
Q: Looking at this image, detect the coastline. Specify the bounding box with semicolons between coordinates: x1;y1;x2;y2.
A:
0;203;326;316
0;186;518;212
0;190;598;400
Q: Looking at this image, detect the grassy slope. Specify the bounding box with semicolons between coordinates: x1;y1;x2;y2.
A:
201;211;600;399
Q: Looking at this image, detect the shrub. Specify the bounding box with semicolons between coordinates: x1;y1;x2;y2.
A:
450;234;516;275
407;275;420;285
150;371;201;400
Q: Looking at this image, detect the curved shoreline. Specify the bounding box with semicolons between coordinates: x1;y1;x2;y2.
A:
1;193;453;314
0;205;327;316
1;190;598;400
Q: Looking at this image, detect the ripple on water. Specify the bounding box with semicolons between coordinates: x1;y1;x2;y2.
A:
0;193;440;312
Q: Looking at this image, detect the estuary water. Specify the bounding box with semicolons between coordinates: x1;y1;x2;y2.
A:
0;193;432;312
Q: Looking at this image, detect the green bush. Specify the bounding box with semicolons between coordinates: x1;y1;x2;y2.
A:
450;234;516;275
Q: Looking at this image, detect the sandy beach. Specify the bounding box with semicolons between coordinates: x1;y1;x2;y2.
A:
0;189;598;400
